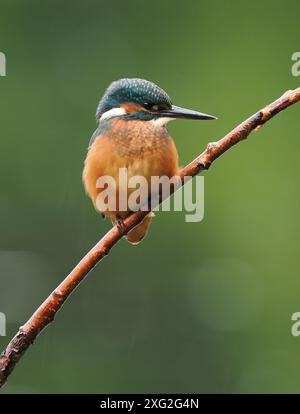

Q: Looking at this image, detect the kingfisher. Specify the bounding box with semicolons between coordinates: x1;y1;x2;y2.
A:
83;78;216;244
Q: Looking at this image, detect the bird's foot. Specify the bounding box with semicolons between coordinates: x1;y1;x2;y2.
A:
115;215;125;232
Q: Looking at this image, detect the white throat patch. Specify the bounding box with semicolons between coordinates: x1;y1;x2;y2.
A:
151;117;175;127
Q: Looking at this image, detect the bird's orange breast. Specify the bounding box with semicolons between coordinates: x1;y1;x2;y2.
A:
83;119;179;217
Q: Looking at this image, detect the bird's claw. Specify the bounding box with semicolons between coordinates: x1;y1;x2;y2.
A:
115;216;125;231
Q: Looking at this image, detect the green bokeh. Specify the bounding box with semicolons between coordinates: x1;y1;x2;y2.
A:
0;0;300;393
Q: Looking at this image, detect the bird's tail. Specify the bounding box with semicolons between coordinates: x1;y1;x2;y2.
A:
126;212;154;245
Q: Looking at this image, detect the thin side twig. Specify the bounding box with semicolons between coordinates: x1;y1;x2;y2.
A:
0;87;300;388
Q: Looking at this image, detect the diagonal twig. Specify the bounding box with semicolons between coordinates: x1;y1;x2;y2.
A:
0;87;300;388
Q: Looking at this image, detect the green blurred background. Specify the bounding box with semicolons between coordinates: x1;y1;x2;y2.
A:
0;0;300;394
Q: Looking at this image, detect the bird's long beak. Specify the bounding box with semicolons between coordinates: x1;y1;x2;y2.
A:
158;105;217;120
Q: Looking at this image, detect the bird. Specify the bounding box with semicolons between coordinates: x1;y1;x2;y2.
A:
83;78;216;244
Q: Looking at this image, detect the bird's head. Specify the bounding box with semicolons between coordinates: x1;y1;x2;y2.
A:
96;78;217;126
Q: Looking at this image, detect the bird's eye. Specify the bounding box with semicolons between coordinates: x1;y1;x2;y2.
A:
143;103;159;111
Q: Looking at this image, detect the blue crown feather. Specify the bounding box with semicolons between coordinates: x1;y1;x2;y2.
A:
96;78;172;120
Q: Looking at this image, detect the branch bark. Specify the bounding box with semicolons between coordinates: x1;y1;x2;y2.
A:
1;87;300;388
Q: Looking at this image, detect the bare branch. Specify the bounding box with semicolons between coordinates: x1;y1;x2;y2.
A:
1;87;299;388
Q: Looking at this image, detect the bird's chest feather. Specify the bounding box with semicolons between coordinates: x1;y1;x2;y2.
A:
83;119;179;208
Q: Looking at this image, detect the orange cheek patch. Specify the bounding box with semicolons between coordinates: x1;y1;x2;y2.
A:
121;102;144;114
